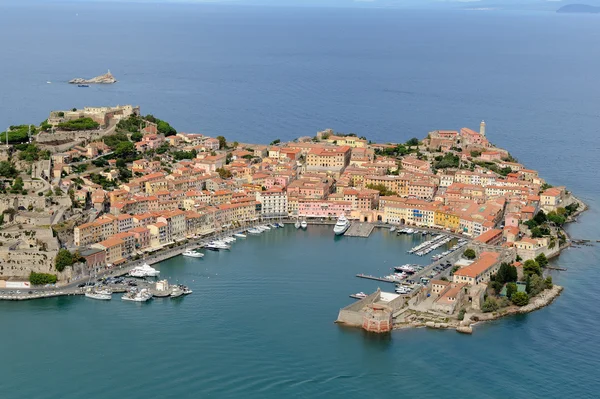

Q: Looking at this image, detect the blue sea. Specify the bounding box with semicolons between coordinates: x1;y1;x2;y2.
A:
0;3;599;398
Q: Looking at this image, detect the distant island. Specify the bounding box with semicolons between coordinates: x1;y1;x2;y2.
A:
69;70;117;84
557;4;600;13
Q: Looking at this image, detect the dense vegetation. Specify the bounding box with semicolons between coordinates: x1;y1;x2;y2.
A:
365;183;397;197
57;117;100;131
0;125;37;144
145;114;177;136
15;144;51;162
116;114;145;133
173;149;197;160
103;132;130;150
0;161;18;178
55;249;76;272
29;272;58;285
434;153;460;169
472;160;512;176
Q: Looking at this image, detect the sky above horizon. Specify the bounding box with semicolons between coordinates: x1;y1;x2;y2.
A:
9;0;599;9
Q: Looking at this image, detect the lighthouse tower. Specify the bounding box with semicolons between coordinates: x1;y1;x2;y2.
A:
480;120;486;137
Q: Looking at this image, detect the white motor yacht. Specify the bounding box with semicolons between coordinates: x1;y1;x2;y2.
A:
85;291;112;300
294;220;301;229
211;241;231;250
333;214;350;236
221;236;236;243
300;220;308;229
182;250;204;258
390;226;396;232
129;263;160;277
234;233;247;238
247;228;262;234
122;289;153;302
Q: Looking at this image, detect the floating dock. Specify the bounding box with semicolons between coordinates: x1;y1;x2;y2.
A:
356;274;396;283
345;223;375;238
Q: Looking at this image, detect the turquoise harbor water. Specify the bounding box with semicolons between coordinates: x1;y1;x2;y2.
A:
1;2;600;398
2;225;600;398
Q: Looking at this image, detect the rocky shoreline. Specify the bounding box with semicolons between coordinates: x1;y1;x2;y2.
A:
399;285;564;334
69;70;116;84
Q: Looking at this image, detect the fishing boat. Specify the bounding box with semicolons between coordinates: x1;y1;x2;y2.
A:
182;250;204;258
180;285;193;295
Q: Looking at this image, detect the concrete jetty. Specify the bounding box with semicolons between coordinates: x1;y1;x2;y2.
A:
345;222;375;238
356;274;396;283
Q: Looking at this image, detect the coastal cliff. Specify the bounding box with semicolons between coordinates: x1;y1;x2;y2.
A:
69;70;117;84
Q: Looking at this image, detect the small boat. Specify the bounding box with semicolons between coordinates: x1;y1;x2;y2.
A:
46;81;52;84
234;233;247;238
77;84;89;87
180;285;193;295
171;287;184;298
221;236;236;243
85;291;111;300
247;227;262;234
300;220;308;229
182;250;204;258
260;225;271;230
295;220;301;229
390;226;396;233
354;292;367;299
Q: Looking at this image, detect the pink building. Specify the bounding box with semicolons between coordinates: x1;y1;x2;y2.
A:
480;151;503;161
504;213;520;228
298;200;352;218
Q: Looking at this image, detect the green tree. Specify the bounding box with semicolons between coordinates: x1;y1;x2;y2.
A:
216;167;232;179
463;248;476;260
470;150;482;158
533;210;547;225
406;137;419;146
115;141;136;158
0;161;18;178
523;259;541;277
535;253;549;268
365;183;397;197
481;297;499;313
511;291;529;306
544;276;553;289
547;211;566;226
131;131;143;142
495;262;518;284
528;274;545;297
216;135;227;149
531;227;543;238
457;308;466;321
270;139;281;146
55;249;75;272
506;282;518;299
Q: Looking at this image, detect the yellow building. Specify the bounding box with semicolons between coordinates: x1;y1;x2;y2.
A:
434;209;460;230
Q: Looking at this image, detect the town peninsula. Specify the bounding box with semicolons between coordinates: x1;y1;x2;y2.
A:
0;106;585;334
